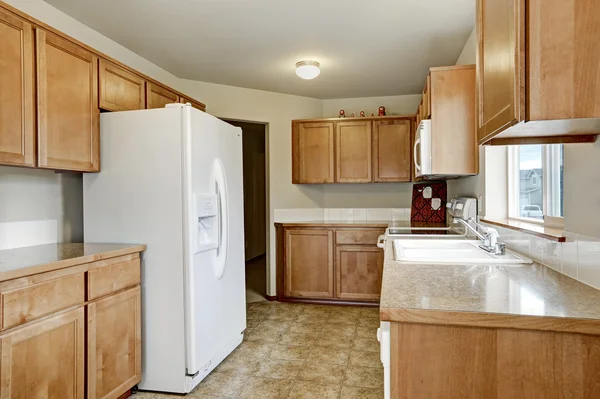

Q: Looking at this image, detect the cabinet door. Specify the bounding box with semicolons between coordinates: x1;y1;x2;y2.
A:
292;122;334;183
372;119;412;182
476;0;524;143
99;59;146;111
284;229;334;298
0;9;34;167
0;307;85;399
179;96;206;112
335;121;372;183
88;286;141;399
36;29;99;172
146;82;179;109
335;246;384;301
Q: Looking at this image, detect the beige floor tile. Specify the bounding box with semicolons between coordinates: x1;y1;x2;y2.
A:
270;344;313;361
295;313;329;324
247;318;262;328
279;332;319;346
352;336;379;352
239;376;294;399
297;362;346;385
308;346;350;365
254;359;307;379
357;318;380;328
340;386;384;399
327;312;359;325
344;366;384;389
193;371;249;396
356;326;377;338
213;352;260;375
349;350;382;368
320;324;357;337
235;340;274;359
287;381;342;399
288;322;323;334
259;320;293;333
244;328;282;343
314;332;355;349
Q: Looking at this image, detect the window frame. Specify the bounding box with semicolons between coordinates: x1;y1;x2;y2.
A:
507;145;564;228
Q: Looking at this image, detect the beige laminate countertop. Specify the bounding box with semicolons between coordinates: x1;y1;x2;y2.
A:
380;241;600;334
0;243;146;282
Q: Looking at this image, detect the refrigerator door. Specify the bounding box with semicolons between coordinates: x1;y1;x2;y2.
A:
182;106;246;387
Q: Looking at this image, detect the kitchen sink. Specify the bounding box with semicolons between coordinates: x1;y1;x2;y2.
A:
392;239;532;265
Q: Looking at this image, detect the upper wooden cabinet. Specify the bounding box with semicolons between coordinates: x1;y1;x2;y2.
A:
146;82;179;109
99;59;146;111
477;0;600;144
284;229;334;298
36;29;100;172
179;96;206;112
292;121;335;183
373;119;412;182
336;120;372;183
292;116;414;184
0;9;34;167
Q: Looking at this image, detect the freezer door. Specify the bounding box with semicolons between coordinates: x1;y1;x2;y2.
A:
182;106;246;382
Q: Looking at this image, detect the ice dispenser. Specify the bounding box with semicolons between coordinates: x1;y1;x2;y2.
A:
194;193;219;253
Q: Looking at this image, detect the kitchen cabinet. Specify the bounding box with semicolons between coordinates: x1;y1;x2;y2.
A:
276;223;385;303
0;307;86;399
146;82;179;109
372;119;412;182
99;59;146;111
179;96;206;112
414;65;478;178
335;245;383;301
0;245;144;399
292;116;414;184
477;0;600;144
88;286;141;399
335;120;372;183
36;29;100;172
0;9;34;167
284;229;334;298
292;121;335;183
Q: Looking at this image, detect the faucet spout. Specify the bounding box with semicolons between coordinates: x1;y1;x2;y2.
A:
453;217;504;255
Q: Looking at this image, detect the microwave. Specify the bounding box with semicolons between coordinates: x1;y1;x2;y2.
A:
414;120;432;178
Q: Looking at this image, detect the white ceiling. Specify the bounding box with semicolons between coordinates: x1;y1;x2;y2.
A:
45;0;475;99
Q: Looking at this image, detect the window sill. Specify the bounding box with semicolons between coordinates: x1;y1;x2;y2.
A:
481;218;566;243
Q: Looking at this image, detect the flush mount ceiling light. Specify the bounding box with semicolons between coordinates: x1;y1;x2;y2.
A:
295;60;320;80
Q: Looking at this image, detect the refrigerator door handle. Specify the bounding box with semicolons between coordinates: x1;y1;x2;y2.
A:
214;159;228;280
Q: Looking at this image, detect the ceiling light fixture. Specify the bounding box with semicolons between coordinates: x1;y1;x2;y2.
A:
295;60;320;80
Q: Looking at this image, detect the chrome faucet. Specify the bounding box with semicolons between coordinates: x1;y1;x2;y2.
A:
453;217;506;255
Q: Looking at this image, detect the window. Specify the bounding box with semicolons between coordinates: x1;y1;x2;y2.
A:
508;144;564;226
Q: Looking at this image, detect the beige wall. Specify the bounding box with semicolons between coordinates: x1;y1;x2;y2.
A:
455;28;476;66
322;94;421;118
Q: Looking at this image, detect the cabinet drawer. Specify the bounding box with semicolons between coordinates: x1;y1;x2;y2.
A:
1;273;85;330
335;229;385;245
88;257;141;300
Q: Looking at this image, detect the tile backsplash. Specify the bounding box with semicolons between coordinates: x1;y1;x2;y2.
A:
482;222;600;290
274;208;411;223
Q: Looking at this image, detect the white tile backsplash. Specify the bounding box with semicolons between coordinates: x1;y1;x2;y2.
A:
484;222;600;292
578;235;600;290
353;209;367;222
276;208;410;223
274;208;324;222
366;209;392;221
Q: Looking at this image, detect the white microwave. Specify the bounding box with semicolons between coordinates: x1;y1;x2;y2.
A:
414;119;432;178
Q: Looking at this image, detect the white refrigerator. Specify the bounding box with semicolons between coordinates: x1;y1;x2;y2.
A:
83;104;246;393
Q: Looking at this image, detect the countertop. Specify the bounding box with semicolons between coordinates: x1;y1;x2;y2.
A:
274;220;450;229
0;243;146;282
379;240;600;334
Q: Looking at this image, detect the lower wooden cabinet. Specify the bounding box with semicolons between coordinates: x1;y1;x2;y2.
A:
0;307;85;399
335;246;384;301
0;252;143;399
284;229;334;298
277;224;384;303
88;286;141;399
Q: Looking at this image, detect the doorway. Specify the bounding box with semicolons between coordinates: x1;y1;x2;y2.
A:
222;119;267;303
